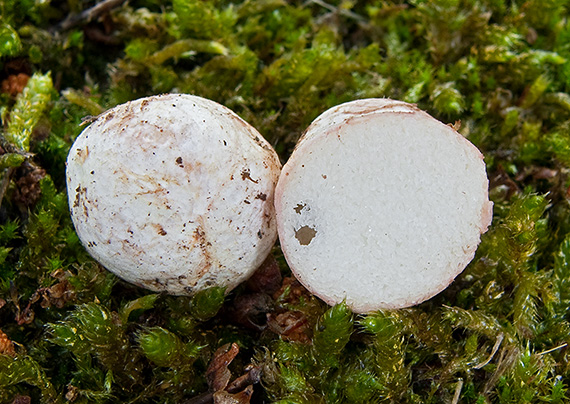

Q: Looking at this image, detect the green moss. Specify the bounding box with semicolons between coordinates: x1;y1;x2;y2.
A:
0;21;22;57
0;355;57;403
189;286;226;321
1;0;570;402
4;72;54;152
0;153;26;170
138;326;202;367
312;302;353;368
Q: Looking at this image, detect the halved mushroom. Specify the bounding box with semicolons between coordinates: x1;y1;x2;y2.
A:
275;99;492;313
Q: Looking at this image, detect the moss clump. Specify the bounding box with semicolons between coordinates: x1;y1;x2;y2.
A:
1;0;570;402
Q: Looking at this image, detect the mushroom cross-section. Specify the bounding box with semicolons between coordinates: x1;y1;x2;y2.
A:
274;98;493;313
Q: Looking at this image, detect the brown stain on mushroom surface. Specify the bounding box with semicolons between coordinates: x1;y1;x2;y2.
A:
241;169;259;183
73;185;91;218
229;112;274;152
104;111;115;122
73;186;83;208
75;146;89;164
295;226;317;246
154;224;167;236
193;225;213;280
136;278;166;291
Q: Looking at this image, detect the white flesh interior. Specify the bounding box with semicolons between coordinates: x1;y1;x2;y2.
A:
277;103;491;312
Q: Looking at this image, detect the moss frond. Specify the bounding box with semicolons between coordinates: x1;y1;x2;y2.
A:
190;286;225;321
0;355;58;403
4;72;54;152
312;302;353;368
138;326;202;368
1;0;570;402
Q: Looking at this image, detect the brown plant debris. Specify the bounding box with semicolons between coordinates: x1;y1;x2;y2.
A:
0;329;16;356
16;279;75;325
14;161;46;209
228;293;274;331
206;343;240;392
10;396;31;404
1;73;30;97
212;385;254;404
267;310;310;344
195;343;260;404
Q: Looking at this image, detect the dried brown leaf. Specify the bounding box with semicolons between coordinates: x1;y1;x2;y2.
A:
0;329;16;356
206;343;240;392
213;385;253;404
267;311;310;343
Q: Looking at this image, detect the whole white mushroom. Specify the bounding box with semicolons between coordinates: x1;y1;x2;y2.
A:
66;94;281;295
275;98;493;313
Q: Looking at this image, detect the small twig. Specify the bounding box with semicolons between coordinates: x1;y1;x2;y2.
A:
484;344;519;394
55;0;127;32
226;366;262;393
305;0;367;23
181;392;213;404
451;379;463;404
0;136;24;155
474;332;504;369
538;343;568;356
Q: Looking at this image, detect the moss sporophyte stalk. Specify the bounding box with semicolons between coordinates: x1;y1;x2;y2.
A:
1;0;570;403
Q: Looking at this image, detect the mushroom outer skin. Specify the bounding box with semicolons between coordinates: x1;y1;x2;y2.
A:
275;98;493;313
66;94;281;295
